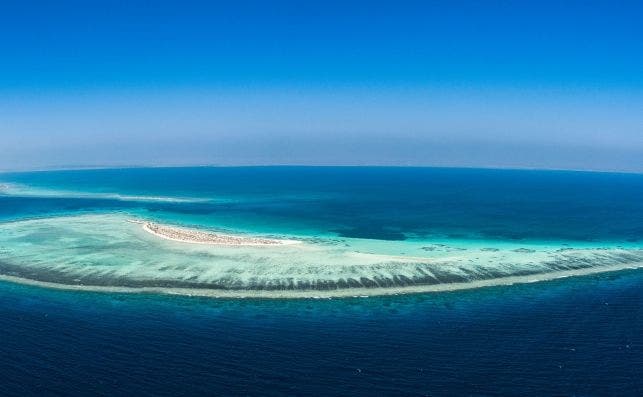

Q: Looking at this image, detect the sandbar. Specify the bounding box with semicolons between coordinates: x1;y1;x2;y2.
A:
137;220;300;246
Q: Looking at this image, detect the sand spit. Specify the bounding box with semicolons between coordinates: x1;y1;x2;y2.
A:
139;221;300;246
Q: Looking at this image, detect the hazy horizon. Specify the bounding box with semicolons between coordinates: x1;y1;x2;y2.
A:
2;1;642;172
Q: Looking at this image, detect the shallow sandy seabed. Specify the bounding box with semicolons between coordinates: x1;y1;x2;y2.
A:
0;213;642;298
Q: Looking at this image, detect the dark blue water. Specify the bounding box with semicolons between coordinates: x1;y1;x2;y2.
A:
1;271;642;396
2;167;643;395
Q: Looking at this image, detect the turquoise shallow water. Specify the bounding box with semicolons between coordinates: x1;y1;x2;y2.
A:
1;167;643;296
1;167;643;394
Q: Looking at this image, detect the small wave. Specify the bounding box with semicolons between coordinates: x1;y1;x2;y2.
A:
0;183;209;203
1;261;643;299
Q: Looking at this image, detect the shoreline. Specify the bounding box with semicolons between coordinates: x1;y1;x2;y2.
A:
1;261;642;299
139;220;300;246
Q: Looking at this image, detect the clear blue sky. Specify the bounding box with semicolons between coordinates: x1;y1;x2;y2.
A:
1;1;642;171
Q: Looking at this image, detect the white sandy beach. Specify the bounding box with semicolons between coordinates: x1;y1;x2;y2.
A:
139;220;300;246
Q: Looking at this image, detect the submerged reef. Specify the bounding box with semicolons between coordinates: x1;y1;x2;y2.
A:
0;214;642;298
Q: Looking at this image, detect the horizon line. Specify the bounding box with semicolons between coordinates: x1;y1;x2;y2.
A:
2;163;642;176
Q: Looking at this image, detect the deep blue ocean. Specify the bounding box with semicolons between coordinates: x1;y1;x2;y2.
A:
1;167;643;395
3;166;643;242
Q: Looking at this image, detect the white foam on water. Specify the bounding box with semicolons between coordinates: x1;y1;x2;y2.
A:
0;182;210;203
